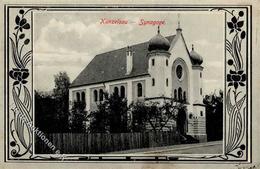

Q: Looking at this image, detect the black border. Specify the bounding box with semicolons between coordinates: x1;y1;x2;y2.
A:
3;4;252;163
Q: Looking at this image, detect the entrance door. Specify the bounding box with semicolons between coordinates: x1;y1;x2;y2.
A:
177;108;187;135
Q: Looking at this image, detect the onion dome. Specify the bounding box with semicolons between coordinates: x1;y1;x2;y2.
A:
190;44;203;65
148;26;170;52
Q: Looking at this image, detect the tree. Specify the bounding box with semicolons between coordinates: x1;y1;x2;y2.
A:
35;72;71;133
35;90;59;132
53;72;70;132
203;90;223;141
130;99;186;133
88;100;110;133
129;101;148;132
53;72;70;98
89;92;129;133
107;93;128;133
70;101;87;133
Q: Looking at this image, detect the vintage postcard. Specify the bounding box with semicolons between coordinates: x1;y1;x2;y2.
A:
1;0;260;169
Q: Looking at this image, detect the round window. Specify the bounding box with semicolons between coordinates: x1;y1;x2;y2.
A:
176;65;183;79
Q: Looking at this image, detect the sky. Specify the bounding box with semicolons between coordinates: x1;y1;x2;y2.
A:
33;11;224;95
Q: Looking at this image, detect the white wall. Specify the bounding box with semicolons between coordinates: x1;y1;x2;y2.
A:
192;66;204;103
169;31;194;114
69;83;104;112
171;58;189;102
132;80;145;100
169;30;206;138
69;75;148;112
147;53;170;98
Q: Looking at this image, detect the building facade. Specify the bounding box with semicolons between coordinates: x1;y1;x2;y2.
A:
69;25;207;141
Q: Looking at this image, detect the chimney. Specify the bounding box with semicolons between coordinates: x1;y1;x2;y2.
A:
126;46;133;75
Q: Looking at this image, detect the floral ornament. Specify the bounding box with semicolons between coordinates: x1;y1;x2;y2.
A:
227;11;244;34
14;10;30;32
227;70;246;89
9;68;29;86
9;9;32;72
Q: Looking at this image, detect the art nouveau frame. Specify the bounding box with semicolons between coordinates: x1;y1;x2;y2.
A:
4;4;252;162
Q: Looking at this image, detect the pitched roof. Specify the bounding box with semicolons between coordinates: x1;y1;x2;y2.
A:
70;35;176;88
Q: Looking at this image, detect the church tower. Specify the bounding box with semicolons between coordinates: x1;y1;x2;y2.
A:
190;44;204;105
146;26;171;99
188;44;207;142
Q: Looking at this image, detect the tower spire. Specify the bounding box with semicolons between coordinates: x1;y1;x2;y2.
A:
178;13;180;29
176;13;182;32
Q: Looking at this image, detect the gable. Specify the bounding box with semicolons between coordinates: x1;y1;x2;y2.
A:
169;33;193;67
70;35;176;88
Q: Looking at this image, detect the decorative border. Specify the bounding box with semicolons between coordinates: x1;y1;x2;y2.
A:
8;8;37;159
4;5;252;162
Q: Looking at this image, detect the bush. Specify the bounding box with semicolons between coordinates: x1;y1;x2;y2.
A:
69;101;87;133
89;93;129;133
130;99;186;133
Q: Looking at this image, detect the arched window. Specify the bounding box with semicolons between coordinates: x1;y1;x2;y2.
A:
94;90;98;102
166;78;168;87
114;87;119;96
174;89;177;99
189;114;193;119
183;91;186;102
81;92;85;103
99;89;104;101
200;88;202;95
152;78;155;86
76;92;80;102
152;59;155;66
176;65;183;79
178;87;182;101
120;86;125;98
166;59;168;66
200;72;202;78
137;83;142;97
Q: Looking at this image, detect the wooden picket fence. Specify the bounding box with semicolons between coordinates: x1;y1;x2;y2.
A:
35;131;180;154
